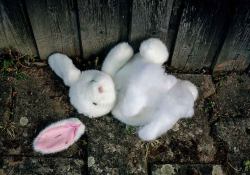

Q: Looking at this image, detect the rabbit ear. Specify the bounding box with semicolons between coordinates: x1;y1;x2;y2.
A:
48;53;81;86
33;118;85;154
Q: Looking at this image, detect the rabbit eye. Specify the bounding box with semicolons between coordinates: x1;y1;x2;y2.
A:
91;80;95;83
93;102;97;105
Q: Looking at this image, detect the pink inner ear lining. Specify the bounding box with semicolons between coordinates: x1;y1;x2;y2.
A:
35;122;81;152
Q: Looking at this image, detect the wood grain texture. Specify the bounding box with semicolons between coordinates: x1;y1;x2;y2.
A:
171;0;227;71
129;0;182;53
0;0;37;56
77;0;129;60
25;0;80;59
213;0;250;73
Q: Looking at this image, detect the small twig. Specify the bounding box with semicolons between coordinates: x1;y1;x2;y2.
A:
95;57;99;67
7;167;14;175
0;124;6;132
11;128;15;139
16;62;30;69
7;129;14;139
32;62;47;66
226;162;240;172
145;143;150;163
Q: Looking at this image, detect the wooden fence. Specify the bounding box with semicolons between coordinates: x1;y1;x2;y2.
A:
0;0;250;74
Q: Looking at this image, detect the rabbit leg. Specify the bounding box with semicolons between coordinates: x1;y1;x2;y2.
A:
138;112;178;141
102;42;133;78
139;38;169;64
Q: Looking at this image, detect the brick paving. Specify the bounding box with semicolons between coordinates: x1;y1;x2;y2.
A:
0;66;249;174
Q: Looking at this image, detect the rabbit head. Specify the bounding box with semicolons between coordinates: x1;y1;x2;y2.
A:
48;53;116;118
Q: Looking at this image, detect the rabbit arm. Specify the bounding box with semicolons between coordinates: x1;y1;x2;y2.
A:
120;84;147;118
102;42;133;79
48;53;81;86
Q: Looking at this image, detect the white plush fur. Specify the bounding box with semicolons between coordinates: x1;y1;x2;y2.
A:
48;54;117;118
137;80;197;141
139;38;169;64
33;118;85;154
102;42;133;78
69;70;116;118
48;38;198;141
48;53;81;86
109;38;198;141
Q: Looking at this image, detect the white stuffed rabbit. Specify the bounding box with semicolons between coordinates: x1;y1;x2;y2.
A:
48;38;198;141
48;53;117;118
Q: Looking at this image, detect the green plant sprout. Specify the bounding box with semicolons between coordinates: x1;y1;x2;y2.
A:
83;140;87;145
209;101;216;107
244;160;250;171
219;81;222;87
15;72;26;80
126;125;131;134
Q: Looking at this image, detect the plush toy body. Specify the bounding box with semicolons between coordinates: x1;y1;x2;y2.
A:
102;38;198;141
48;38;198;141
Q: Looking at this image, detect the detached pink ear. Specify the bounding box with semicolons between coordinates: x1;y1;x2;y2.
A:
33;118;85;154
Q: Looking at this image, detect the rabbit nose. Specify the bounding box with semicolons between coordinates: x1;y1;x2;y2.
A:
98;86;103;93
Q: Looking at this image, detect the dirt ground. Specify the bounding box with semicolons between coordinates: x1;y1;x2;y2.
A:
0;60;250;175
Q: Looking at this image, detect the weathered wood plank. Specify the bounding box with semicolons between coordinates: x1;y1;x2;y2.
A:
213;0;250;73
77;0;129;59
129;0;183;53
171;0;228;71
25;0;80;59
0;0;37;56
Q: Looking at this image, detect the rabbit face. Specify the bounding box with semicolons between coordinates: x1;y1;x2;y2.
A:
69;70;116;118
